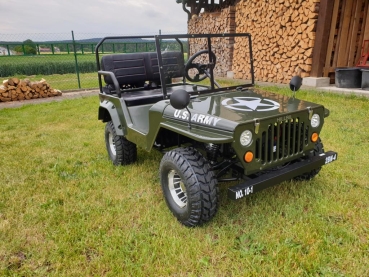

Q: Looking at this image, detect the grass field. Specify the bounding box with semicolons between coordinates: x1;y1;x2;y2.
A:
0;52;189;90
0;54;97;64
0;87;368;276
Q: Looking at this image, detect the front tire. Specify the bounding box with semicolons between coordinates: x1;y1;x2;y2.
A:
105;121;137;165
159;147;219;227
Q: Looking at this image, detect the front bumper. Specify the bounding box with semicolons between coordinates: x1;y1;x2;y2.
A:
228;151;338;200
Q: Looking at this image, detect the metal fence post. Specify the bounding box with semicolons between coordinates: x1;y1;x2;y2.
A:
72;30;81;89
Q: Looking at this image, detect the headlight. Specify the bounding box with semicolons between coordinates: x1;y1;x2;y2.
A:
240;130;253;146
311;114;321;128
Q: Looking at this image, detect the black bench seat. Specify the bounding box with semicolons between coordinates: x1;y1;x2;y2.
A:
100;51;187;106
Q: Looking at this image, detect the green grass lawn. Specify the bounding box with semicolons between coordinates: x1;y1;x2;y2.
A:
0;88;368;276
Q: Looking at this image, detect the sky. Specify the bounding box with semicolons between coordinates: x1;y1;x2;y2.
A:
0;0;188;41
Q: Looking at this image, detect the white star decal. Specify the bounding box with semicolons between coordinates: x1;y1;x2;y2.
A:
222;97;280;112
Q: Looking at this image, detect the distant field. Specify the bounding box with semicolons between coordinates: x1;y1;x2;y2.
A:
0;54;97;77
0;51;187;79
0;52;188;90
0;53;97;64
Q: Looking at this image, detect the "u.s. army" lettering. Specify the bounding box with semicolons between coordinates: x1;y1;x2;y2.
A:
174;110;221;126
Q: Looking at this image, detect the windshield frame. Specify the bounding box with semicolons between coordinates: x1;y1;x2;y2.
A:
95;33;254;99
155;33;254;99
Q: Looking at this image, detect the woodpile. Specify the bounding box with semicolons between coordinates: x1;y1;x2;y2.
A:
188;7;236;77
233;0;320;83
188;0;320;83
0;78;62;102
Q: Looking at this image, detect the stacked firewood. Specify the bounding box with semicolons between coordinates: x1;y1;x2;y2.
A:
188;7;236;77
0;78;62;102
187;0;319;83
232;0;320;83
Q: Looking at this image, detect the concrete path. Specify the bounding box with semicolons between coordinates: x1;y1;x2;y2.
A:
255;81;369;98
312;85;369;97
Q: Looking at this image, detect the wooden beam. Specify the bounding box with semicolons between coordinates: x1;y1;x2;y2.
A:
323;0;340;76
310;0;335;77
331;0;346;70
347;0;362;66
356;1;369;65
337;0;354;67
363;1;369;40
190;0;196;15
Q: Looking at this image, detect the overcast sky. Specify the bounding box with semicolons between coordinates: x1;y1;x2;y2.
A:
0;0;188;41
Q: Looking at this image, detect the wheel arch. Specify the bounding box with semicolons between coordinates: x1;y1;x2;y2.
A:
98;104;125;136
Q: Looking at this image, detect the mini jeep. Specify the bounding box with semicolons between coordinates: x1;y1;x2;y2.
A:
96;33;337;227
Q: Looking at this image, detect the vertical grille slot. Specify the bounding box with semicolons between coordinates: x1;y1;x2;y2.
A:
255;117;308;165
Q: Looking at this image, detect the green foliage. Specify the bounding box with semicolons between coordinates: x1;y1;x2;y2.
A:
0;90;368;276
13;39;37;55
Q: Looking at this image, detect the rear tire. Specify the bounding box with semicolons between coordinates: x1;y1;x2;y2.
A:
105;121;137;165
159;147;219;227
295;138;324;181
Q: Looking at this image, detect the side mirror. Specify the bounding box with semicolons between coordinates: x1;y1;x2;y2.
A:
290;76;302;92
170;89;190;110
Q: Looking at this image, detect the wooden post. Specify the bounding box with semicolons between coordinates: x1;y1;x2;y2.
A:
310;0;335;77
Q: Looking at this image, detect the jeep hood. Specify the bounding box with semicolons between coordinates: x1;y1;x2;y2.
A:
163;89;323;131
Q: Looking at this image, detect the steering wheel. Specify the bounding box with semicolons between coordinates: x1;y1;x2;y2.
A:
185;49;217;82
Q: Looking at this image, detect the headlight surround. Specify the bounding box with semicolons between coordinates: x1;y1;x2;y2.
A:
311;114;321;128
240;130;253;146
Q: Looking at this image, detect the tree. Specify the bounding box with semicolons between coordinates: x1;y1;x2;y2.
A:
14;39;37;55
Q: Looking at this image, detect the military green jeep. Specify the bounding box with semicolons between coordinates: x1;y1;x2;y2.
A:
96;33;337;227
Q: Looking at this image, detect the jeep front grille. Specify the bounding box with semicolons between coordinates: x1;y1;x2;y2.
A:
255;118;309;164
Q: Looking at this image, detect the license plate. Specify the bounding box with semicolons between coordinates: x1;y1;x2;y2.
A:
320;152;337;164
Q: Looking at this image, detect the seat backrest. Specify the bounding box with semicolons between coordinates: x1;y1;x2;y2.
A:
101;51;184;87
101;53;148;87
148;51;185;81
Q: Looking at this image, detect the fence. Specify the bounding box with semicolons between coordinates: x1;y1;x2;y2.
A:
0;31;188;91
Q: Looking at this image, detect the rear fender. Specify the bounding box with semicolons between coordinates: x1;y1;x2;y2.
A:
98;100;125;136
